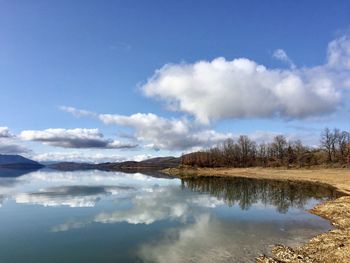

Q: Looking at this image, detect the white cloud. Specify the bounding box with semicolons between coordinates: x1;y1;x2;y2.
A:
60;106;221;150
327;35;350;70
0;141;29;155
0;127;12;138
59;106;97;118
20;128;137;149
61;106;327;151
99;113;232;151
31;152;127;163
273;49;296;69
0;127;29;154
141;36;350;124
31;151;155;163
59;35;350;153
62;108;322;151
132;154;154;162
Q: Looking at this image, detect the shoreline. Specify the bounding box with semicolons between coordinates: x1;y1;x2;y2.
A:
163;167;350;262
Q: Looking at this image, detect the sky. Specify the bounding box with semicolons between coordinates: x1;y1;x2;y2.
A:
1;0;350;163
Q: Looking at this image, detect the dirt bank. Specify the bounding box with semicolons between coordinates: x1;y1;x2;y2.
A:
164;167;350;263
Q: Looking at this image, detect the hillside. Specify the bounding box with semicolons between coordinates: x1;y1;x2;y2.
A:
49;156;181;172
0;154;44;169
48;162;97;171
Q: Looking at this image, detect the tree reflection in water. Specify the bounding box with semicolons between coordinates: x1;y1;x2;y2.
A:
181;177;342;213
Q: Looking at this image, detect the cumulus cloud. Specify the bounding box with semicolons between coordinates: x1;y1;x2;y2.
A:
60;36;350;152
273;49;296;69
327;35;350;71
62;106;325;150
0;143;29;155
62;108;319;151
20;128;137;149
141;35;350;124
0;127;12;138
31;152;127;163
0;127;29;154
99;113;231;151
31;152;153;163
59;107;233;151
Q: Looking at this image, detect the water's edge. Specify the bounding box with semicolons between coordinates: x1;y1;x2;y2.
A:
163;168;350;262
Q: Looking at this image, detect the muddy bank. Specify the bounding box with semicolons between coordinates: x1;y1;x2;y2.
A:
164;167;350;263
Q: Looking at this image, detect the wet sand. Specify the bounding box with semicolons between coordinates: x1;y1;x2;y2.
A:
164;167;350;263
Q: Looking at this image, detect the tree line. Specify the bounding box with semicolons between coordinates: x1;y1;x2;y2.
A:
181;128;350;168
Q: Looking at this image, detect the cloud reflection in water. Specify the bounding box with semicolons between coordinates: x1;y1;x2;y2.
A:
15;185;136;207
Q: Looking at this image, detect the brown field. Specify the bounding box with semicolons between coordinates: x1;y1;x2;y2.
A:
164;167;350;263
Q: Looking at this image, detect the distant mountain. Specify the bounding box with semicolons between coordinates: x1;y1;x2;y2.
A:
48;162;97;171
49;156;181;172
0;154;44;170
140;157;181;166
98;156;181;171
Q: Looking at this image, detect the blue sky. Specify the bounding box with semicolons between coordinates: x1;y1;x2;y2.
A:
1;0;350;162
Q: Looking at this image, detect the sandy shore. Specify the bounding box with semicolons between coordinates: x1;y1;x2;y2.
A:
164;167;350;263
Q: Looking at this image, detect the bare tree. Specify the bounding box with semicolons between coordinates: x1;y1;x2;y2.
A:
222;138;235;166
272;135;287;166
320;128;335;162
181;127;349;168
257;143;268;167
291;140;308;167
335;131;350;162
237;135;255;167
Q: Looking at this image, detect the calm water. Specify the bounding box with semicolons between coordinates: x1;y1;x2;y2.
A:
0;170;340;263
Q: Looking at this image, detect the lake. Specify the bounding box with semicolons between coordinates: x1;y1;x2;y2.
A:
0;169;340;262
